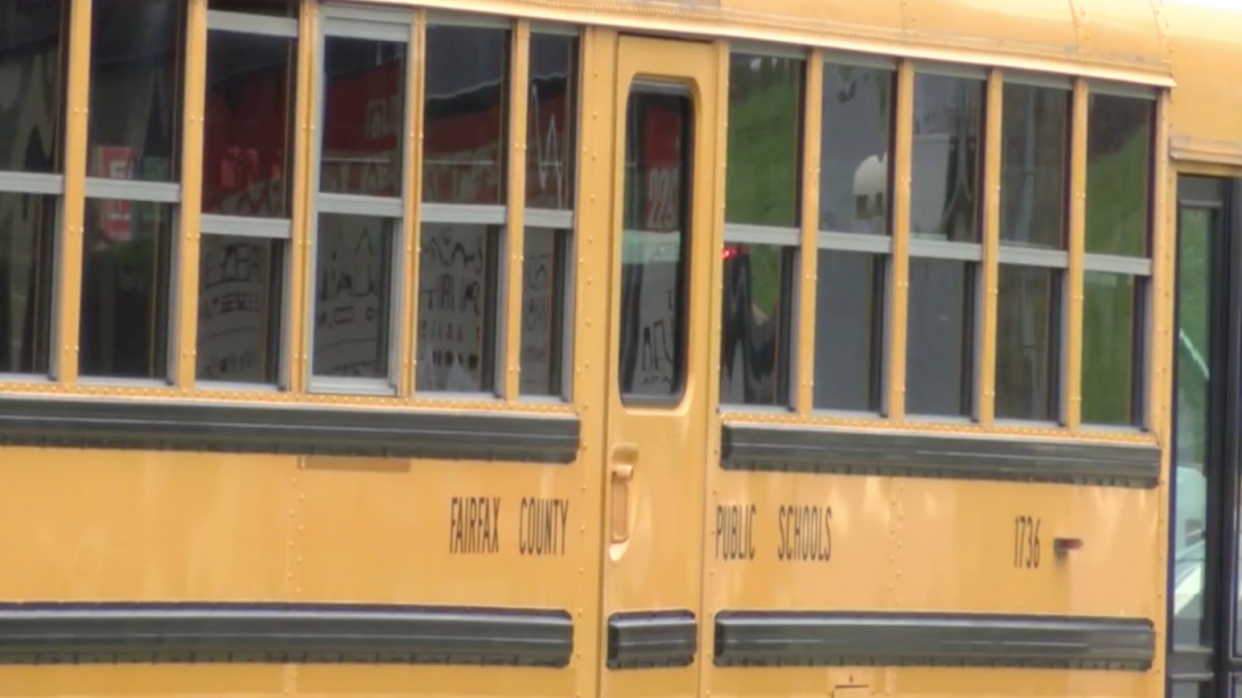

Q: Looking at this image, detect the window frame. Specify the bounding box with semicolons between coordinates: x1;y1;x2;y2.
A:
79;0;189;388
304;4;413;396
992;72;1073;428
1080;80;1157;432
412;10;513;401
810;53;898;418
904;61;988;423
718;44;807;413
195;6;299;392
520;22;582;404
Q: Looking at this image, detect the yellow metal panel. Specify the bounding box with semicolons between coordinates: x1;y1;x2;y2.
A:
886;61;913;421
55;0;92;384
906;0;1077;64
175;0;208;390
600;34;717;698
1065;79;1088;430
978;69;1002;425
1071;0;1165;75
892;481;1157;616
361;0;1172;86
0;449;291;600
504;22;531;401
1164;2;1242;164
795;53;822;416
0;666;287;697
574;25;613;698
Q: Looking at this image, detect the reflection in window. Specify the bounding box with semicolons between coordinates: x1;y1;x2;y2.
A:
726;53;801;228
416;223;500;393
1000;84;1068;249
906;258;974;417
1082;272;1140;425
79;199;174;379
526;33;577;211
1173;202;1212;647
995;82;1068;421
319;37;405;198
423;24;509;206
0;0;65;174
88;0;183;183
197;235;283;384
820;63;894;235
814;250;884;411
519;228;568;396
720;245;794;406
207;0;296;14
0;193;56;374
1086;94;1152;258
911;74;983;242
617;89;690;400
995;266;1059;420
204;30;295;218
312;213;394;379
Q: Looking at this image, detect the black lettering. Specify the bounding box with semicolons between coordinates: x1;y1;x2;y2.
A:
449;496;501;555
519;497;570;556
777;505;833;563
714;504;756;561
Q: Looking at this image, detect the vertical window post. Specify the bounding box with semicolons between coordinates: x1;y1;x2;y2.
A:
888;60;914;421
176;0;208;389
503;20;530;402
796;53;822;416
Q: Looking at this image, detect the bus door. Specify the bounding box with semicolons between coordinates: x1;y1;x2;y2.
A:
600;35;718;696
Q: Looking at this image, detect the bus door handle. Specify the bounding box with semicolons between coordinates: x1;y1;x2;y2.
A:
610;444;638;544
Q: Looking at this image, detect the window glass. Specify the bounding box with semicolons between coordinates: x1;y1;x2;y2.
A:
813;250;884;411
1173;203;1211;647
1081;271;1140;425
88;0;183;183
1086;94;1152;258
519;32;579;399
725;53;801;228
617;88;691;400
995;265;1060;420
79;199;175;379
906;258;975;416
207;0;296;14
196;235;284;383
423;25;509;206
203;30;295;218
312;213;395;379
415;223;500;393
1000;83;1068;249
526;33;576;211
820;63;893;235
911;74;983;242
720;244;794;406
519;227;568;396
914;73;978;242
0;0;66;174
0;193;56;374
319;37;405;198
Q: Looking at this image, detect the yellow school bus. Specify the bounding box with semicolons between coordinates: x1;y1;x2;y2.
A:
1;0;1241;696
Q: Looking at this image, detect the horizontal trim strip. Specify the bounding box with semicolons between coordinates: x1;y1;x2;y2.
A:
714;611;1154;670
0;396;579;462
606;610;697;670
720;423;1159;487
0;602;572;667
